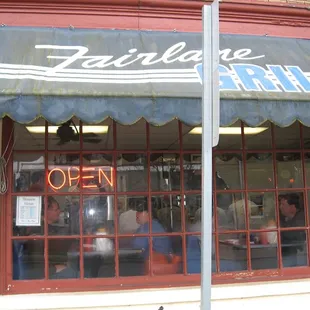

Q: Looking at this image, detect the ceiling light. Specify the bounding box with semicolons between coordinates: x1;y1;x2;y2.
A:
26;125;109;134
88;209;96;216
189;127;268;135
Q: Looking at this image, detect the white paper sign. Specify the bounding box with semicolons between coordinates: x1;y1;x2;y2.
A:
16;196;42;226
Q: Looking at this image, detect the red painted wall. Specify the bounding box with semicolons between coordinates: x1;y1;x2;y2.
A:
0;1;309;38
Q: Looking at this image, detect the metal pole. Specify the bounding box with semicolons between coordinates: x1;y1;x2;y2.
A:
201;1;219;310
211;1;220;148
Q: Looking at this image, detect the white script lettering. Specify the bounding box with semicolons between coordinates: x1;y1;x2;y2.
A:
35;43;265;72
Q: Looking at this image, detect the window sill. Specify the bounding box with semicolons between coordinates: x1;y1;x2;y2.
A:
2;278;310;310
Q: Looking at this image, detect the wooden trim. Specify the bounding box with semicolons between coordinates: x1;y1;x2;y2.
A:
0;122;4;295
0;117;13;295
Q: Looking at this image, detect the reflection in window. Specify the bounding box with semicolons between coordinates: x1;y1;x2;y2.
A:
186;194;231;233
11;118;310;287
118;196;147;235
303;125;310;149
185;194;201;232
83;238;115;278
248;192;276;230
186;235;200;274
117;154;147;192
82;154;114;192
48;153;80;192
65;196;80;235
304;153;310;186
225;193;246;230
182;124;201;150
148;236;183;275
83;118;113;151
186;234;203;274
215;154;243;190
150;154;180;192
14;118;46;151
48;117;82;151
118;238;145;277
246;153;274;189
279;192;307;268
276;153;303;188
117;119;146;150
183;122;243;150
250;233;278;270
153;195;182;232
275;122;301;149
217;121;242;150
150;120;179;150
83;195;114;235
245;122;272;149
281;230;307;268
13;153;45;192
308;191;310;226
226;193;276;232
49;239;79;279
183;154;201;191
12;240;44;280
219;234;248;272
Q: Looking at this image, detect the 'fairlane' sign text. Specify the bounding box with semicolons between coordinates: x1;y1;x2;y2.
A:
0;43;309;93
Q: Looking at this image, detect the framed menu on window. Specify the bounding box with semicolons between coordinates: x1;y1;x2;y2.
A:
16;196;42;226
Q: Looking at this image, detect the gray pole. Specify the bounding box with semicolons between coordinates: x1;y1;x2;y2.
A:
201;2;219;310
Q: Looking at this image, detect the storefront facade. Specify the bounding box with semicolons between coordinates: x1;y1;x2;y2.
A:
1;1;310;309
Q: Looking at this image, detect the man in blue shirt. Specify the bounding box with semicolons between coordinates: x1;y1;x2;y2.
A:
132;202;172;258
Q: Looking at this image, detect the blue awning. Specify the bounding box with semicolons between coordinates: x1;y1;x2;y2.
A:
1;95;309;127
0;27;310;126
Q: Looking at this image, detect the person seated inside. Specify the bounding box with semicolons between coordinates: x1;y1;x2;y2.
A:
17;197;68;279
130;201;181;275
119;198;141;234
28;171;44;192
118;198;142;248
133;201;172;258
279;193;306;267
27;196;66;236
187;206;243;274
226;198;258;230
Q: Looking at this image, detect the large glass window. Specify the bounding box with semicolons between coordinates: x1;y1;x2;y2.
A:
7;119;310;293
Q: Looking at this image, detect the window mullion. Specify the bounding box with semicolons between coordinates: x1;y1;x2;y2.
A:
271;123;283;269
113;120;119;278
300;123;310;266
146;121;152;276
4;118;14;292
79;120;84;279
44;120;49;280
241;122;252;271
179;121;187;275
212;156;220;273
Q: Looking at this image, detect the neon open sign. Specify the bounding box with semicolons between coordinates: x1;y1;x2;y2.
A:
48;166;114;190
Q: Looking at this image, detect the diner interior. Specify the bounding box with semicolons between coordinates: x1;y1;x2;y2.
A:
10;117;310;280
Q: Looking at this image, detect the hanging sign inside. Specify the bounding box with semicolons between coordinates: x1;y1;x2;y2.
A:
48;166;114;191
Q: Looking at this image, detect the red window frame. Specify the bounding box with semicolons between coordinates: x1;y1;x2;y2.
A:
2;117;310;295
